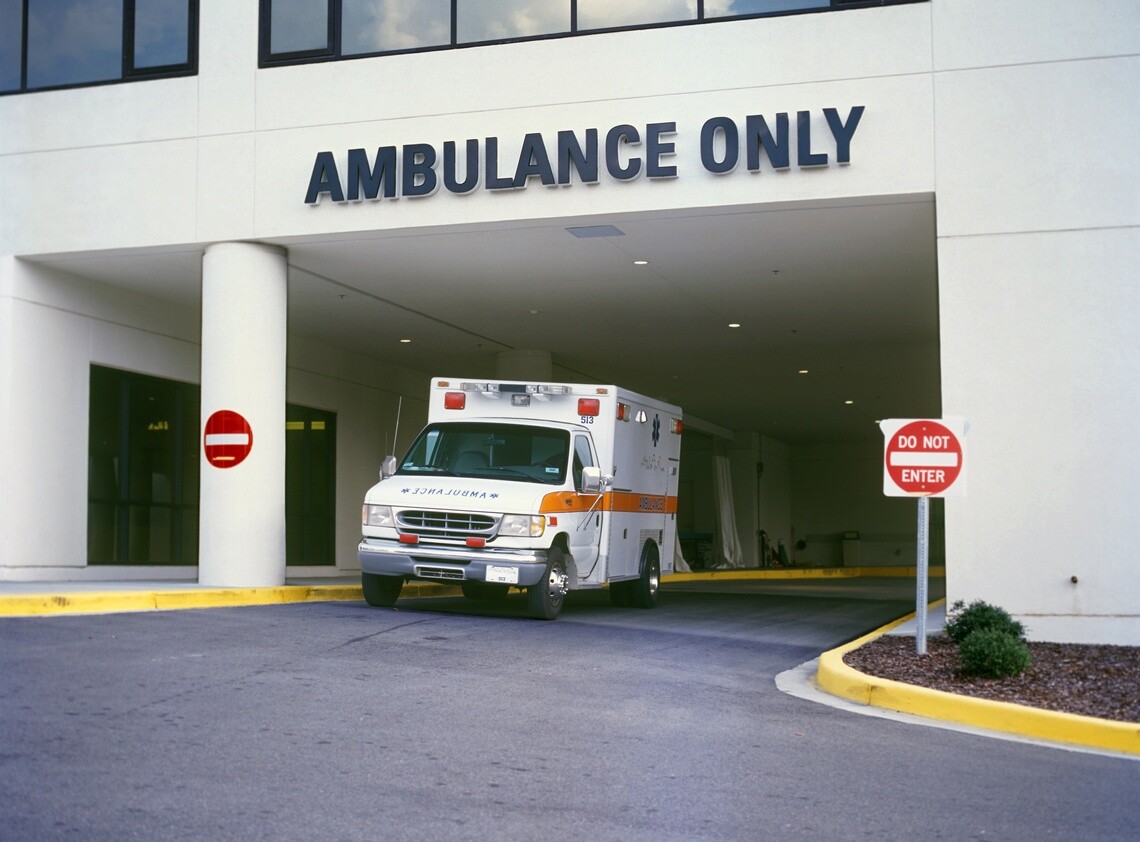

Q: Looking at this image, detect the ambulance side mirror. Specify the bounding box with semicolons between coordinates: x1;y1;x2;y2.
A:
380;455;398;479
581;467;612;494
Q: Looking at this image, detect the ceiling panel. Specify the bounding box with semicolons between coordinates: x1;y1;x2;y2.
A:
31;194;940;444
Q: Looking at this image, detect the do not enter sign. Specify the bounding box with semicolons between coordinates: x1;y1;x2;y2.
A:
204;410;253;469
881;418;965;497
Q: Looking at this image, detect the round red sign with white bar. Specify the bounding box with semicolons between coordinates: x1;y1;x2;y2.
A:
203;410;253;469
882;418;964;497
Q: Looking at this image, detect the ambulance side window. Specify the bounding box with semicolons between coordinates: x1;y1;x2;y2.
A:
573;435;595;492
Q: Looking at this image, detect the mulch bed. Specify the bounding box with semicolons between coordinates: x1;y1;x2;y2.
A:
843;634;1140;724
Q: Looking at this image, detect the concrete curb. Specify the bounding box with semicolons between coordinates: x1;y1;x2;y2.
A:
816;606;1140;757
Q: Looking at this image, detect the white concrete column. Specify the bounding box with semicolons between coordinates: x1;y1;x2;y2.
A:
199;242;287;587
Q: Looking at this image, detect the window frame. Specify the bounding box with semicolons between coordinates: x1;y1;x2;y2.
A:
2;0;199;96
259;0;927;68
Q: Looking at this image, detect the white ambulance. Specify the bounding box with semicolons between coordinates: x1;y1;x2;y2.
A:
358;378;683;619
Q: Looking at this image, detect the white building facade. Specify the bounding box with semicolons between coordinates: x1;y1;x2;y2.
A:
1;0;1137;643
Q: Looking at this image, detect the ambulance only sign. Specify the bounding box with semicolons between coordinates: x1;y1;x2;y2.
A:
880;418;966;497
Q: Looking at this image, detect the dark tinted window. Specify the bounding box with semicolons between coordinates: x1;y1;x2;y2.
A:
342;0;450;54
133;0;190;68
4;0;196;95
0;0;22;91
88;365;200;565
577;0;695;30
261;0;919;66
27;0;123;89
456;0;569;44
269;0;330;54
286;405;337;566
705;0;829;17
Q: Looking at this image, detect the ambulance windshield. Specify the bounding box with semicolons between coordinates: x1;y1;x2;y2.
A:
398;422;569;485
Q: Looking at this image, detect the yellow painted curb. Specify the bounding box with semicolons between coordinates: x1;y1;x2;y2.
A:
816;602;1140;756
0;583;460;617
665;565;944;582
1;566;942;618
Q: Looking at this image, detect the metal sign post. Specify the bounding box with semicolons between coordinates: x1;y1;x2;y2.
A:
916;495;930;655
880;418;967;658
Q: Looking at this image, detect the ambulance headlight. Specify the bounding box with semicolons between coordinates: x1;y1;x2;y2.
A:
363;504;394;527
499;515;545;537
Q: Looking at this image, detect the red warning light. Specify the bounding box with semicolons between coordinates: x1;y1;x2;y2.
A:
578;398;600;416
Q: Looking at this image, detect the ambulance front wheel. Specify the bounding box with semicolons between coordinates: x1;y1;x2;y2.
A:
527;547;568;620
631;544;660;609
362;572;403;607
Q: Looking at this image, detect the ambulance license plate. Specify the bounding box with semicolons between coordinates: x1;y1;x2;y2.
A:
486;565;519;584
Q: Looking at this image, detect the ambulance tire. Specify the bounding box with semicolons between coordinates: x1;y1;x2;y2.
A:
362;572;403;607
631;545;660;609
527;547;568;620
461;581;510;601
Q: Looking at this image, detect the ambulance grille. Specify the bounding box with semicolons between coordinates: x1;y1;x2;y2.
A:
398;510;499;540
414;566;466;581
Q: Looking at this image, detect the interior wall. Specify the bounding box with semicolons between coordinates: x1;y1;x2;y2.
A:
790;440;938;567
757;436;793;564
677;431;716;569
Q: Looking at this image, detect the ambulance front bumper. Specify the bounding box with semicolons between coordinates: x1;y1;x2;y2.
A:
357;538;549;587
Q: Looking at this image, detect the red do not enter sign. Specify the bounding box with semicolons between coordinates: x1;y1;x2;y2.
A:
203;410;253;469
882;419;964;497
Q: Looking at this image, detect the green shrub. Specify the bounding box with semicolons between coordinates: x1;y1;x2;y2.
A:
945;599;1025;644
958;627;1032;678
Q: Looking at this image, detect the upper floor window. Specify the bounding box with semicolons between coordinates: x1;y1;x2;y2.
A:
260;1;920;66
1;0;198;95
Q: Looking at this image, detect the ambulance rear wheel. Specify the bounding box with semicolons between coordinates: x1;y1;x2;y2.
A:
527;548;568;620
631;545;660;609
362;572;403;607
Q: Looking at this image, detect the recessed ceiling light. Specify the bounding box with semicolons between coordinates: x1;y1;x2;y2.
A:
728;323;741;328
633;259;649;266
798;369;809;375
399;338;412;344
844;400;855;405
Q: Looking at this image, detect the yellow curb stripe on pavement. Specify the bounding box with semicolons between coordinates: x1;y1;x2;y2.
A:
816;603;1140;757
0;583;461;617
667;566;944;582
0;566;945;618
